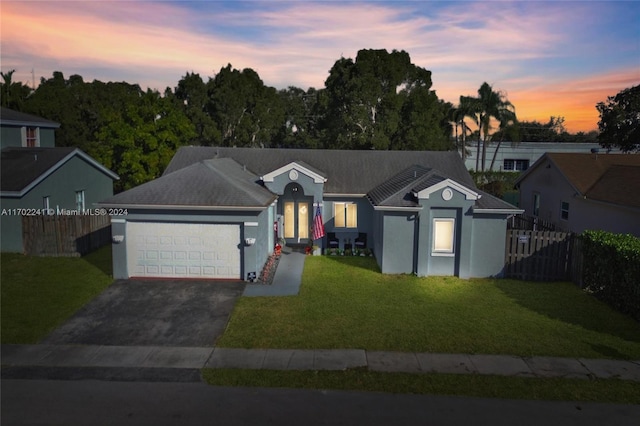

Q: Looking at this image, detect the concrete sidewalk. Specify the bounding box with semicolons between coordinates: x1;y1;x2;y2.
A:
3;344;639;381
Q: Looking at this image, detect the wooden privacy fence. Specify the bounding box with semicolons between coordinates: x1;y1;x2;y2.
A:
504;230;582;282
22;214;111;257
507;214;567;232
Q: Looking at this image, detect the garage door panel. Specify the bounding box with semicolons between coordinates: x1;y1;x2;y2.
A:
126;222;241;279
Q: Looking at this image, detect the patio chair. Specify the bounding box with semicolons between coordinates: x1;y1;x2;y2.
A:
355;232;367;249
327;232;339;248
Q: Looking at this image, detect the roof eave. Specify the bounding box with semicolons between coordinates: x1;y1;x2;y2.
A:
473;208;524;215
95;202;269;211
373;205;423;212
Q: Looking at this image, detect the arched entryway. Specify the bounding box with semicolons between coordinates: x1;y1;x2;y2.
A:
281;182;314;245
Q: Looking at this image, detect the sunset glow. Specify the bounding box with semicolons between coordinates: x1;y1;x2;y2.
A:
2;1;639;133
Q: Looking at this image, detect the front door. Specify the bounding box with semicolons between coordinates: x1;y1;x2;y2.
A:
283;200;310;243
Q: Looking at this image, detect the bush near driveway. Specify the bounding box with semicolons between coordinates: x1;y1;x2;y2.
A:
1;246;113;344
219;256;640;359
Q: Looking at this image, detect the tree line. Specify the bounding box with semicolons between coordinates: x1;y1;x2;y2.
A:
2;49;637;192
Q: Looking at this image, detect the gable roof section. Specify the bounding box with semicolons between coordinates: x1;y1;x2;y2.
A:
368;165;445;208
261;161;327;184
99;158;276;210
367;164;520;213
0;107;60;128
1;147;119;197
516;152;640;208
164;146;475;195
585;165;640;208
517;153;640;193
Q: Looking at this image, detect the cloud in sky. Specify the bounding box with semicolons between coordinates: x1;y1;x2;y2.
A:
2;0;639;132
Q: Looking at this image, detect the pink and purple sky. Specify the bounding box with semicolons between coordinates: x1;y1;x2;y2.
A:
2;0;639;133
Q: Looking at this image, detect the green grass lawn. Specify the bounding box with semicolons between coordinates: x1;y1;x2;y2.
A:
202;369;640;404
219;256;640;359
1;245;114;344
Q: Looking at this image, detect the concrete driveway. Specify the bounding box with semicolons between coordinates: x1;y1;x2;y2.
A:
41;279;245;347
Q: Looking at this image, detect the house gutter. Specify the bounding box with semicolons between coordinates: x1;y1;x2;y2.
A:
323;193;367;198
473;208;524;215
373;205;423;212
95;203;268;211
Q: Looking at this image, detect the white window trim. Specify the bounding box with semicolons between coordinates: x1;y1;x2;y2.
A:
334;202;357;229
432;218;455;256
21;126;40;147
76;190;85;212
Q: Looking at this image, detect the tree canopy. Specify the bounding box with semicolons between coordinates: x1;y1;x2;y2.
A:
320;49;451;150
3;48;602;191
596;84;640;153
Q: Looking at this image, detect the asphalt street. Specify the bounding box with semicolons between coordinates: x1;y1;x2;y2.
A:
3;379;639;426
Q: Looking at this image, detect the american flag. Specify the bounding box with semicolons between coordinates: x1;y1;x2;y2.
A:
312;204;325;241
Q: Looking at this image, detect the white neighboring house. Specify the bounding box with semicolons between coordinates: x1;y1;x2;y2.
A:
462;142;619;172
515;152;640;237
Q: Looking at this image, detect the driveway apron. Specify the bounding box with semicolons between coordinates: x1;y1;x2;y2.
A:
41;279;245;347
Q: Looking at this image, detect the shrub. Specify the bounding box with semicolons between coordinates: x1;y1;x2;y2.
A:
580;230;640;321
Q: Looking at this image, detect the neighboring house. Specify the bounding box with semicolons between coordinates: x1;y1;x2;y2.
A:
1;108;119;252
463;142;618;172
515;152;640;236
0;147;120;252
99;147;522;281
1;107;60;149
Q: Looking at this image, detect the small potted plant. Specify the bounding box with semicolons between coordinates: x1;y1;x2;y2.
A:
275;238;285;256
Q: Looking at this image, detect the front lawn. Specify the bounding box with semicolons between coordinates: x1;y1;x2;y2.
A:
1;245;114;344
219;256;640;359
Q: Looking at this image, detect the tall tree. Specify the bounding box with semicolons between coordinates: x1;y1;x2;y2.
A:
460;82;517;172
321;49;450;150
207;65;284;147
0;69;32;109
276;86;320;148
174;72;220;145
92;89;196;191
596;84;640;152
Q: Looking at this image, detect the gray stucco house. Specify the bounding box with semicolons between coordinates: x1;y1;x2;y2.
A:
99;147;521;281
1;107;119;252
515;152;640;236
0;107;60;149
0;147;120;252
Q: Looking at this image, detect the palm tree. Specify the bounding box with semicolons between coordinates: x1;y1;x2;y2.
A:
0;69;32;110
448;103;473;162
460;82;516;172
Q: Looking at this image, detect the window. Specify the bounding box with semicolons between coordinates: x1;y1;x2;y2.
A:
22;127;39;147
433;218;455;255
75;190;85;212
503;159;529;171
560;201;569;221
334;202;357;228
533;193;540;217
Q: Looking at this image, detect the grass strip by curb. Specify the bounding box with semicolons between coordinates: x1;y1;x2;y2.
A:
201;368;640;405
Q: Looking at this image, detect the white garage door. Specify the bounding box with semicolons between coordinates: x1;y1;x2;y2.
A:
126;222;241;279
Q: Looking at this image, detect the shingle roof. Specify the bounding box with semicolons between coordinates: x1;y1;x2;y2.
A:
516;152;640;208
99;158;276;209
0;107;60;128
1;147;119;196
585;165;640;208
164;146;475;194
1;147;75;192
367;165;447;208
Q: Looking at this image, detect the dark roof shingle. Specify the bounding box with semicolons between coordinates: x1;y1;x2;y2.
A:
100;158;276;208
164;146;475;195
0;107;60;128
